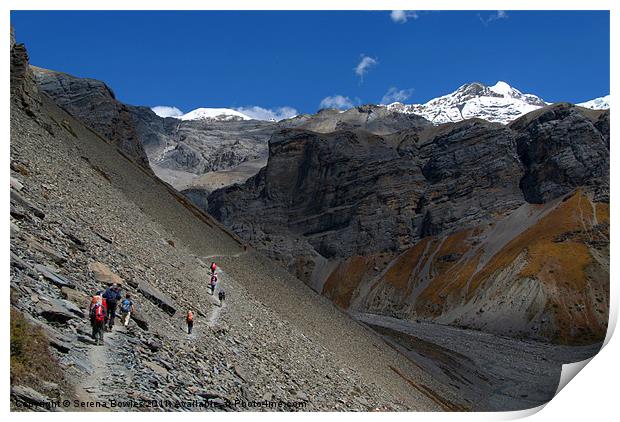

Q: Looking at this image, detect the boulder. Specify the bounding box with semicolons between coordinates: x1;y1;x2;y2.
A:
60;287;88;309
77;334;97;345
10;176;23;191
27;315;75;353
59;298;85;318
144;360;168;376
130;308;149;330
89;261;123;286
34;264;76;289
143;337;163;352
46;331;74;353
37;299;77;323
10;190;45;219
137;280;176;316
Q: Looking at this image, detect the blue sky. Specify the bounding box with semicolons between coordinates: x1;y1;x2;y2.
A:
11;10;610;118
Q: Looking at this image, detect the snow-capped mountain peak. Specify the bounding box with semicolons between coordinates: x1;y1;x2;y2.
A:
577;95;610;110
177;108;252;122
488;81;513;96
387;81;548;125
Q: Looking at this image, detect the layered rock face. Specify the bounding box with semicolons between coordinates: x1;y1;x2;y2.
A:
208;104;610;345
511;104;610;203
210;120;522;259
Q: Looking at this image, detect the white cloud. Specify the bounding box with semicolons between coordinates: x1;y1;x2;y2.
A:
319;95;355;110
235;106;298;121
151;105;184;118
390;10;419;24
381;87;414;105
354;55;378;82
479;10;508;25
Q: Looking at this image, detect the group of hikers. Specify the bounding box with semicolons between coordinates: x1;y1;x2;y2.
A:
88;284;134;345
88;261;225;343
185;261;225;335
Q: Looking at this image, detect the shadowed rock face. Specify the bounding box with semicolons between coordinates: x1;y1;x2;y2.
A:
32;67;152;170
511;103;610;203
208;104;609;344
10;30;41;118
32;66;280;188
209;120;525;261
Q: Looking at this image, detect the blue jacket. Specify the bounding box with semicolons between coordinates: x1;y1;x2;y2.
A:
103;288;121;305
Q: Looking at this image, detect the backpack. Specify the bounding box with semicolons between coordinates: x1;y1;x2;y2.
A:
93;304;105;323
120;299;132;313
187;311;194;322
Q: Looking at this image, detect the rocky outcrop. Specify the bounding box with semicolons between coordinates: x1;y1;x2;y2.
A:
88;261;123;286
10;28;41;119
137;279;177;316
32;67;152;170
207;104;610;345
512;103;610;203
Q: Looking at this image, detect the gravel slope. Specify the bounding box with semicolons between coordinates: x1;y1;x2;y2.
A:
10;73;447;411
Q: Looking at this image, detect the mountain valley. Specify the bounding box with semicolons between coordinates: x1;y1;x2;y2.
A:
10;26;610;412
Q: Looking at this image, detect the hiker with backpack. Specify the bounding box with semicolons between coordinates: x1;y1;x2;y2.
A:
89;290;107;315
90;300;107;345
186;310;194;334
209;273;218;295
103;283;122;332
210;262;217;274
119;293;134;327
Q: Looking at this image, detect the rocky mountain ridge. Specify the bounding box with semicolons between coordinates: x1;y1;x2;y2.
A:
206;102;610;346
32;68;609;203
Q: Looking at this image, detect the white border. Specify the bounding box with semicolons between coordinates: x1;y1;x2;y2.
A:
2;2;616;421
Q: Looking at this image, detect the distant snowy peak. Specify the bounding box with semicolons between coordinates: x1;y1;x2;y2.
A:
388;81;548;125
577;95;610;110
177;108;252;122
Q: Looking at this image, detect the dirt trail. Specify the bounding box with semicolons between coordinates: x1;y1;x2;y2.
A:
203;251;248;260
73;324;127;408
208;302;225;327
